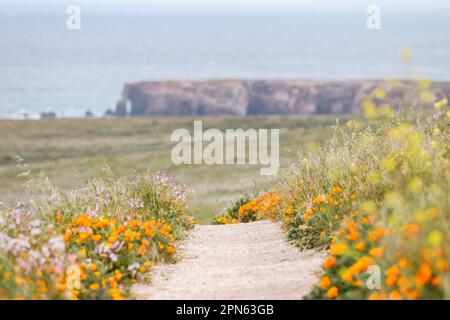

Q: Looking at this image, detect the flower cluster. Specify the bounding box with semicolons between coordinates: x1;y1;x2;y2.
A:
226;93;449;300
278;186;354;250
307;204;447;300
0;169;194;299
299;98;449;299
213;191;283;225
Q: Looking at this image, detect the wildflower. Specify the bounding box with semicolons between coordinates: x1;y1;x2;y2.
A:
407;290;419;300
91;234;102;242
389;290;402;300
427;230;443;247
341;270;353;283
331;186;343;194
398;258;411;268
124;229;133;239
368;293;384;300
89;283;100;290
320;276;332;289
353;279;363;287
313;195;325;205
330;243;348;256
421;91;435;104
347;230;359;241
323;256;336;269
415;263;432;287
361;201;376;214
386;264;400;278
114;271;123;281
404;224;420;235
138;245;147;256
166;246;175;254
326;286;339;299
108;235;118;244
385;275;397;287
372;87;386;100
369;247;384;259
436;260;448;272
431;277;441;287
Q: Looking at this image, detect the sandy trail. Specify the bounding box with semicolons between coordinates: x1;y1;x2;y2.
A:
133;220;324;300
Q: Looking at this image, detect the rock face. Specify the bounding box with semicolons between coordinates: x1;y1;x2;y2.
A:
115;80;450;116
119;81;248;116
246;81;366;115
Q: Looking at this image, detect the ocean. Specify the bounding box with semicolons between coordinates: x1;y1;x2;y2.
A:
0;6;449;118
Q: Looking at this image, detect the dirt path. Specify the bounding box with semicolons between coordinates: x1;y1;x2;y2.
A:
133;220;324;300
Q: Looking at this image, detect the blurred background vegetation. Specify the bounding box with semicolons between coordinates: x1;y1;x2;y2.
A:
0;115;351;223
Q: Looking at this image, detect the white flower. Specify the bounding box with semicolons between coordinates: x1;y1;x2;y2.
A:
49;236;66;252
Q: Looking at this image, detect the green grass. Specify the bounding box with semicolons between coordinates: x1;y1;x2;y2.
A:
0;115;352;223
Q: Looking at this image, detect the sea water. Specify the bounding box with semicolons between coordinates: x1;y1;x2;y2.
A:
0;5;449;118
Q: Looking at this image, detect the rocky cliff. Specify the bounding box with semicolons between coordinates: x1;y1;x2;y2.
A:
114;80;450;116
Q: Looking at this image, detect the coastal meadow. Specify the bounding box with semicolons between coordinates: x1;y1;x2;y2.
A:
214;88;449;299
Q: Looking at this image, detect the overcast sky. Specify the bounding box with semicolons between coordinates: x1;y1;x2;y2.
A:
2;0;449;15
4;0;449;8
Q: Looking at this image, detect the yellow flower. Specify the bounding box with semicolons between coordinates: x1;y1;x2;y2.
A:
354;241;365;251
331;186;343;194
361;201;376;214
369;247;384;259
124;229;133;239
434;98;448;110
89;283;100;290
372;87;386;99
421;91;435;104
91;234;102;242
330;243;348;256
341;270;353;283
427;230;443;247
